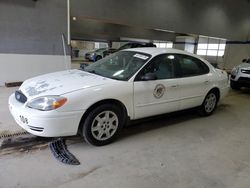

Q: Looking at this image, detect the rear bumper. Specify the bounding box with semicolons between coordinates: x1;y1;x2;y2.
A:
8;94;84;137
220;85;230;99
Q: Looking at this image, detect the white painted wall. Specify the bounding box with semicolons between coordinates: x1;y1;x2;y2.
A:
0;54;70;86
223;44;250;70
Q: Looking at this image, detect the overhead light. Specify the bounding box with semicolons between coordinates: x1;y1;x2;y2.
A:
154;28;175;33
72;17;77;21
168;55;175;59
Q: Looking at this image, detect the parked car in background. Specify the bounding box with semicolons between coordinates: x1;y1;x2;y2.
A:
118;42;156;51
85;48;108;61
103;48;117;57
104;42;156;57
9;48;229;146
230;58;250;89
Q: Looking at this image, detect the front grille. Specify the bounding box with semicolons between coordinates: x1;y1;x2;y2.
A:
28;125;44;132
15;90;27;103
238;77;250;83
241;69;250;74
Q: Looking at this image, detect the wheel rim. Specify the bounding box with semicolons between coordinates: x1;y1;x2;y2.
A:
204;93;217;113
91;111;119;141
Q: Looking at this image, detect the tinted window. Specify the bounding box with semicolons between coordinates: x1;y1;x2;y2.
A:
137;54;176;80
177;55;209;77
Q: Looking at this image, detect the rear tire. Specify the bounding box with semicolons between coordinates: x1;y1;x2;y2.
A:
81;103;124;146
199;91;218;116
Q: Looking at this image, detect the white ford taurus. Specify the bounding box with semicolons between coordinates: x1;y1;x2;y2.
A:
9;48;229;146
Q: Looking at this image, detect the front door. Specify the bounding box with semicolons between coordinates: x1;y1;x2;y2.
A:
133;54;180;119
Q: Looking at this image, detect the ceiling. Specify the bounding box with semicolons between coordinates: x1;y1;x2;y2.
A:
70;0;250;41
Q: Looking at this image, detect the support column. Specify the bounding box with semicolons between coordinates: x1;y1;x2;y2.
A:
174;36;197;54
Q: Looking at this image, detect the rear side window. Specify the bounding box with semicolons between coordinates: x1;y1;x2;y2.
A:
177;55;209;77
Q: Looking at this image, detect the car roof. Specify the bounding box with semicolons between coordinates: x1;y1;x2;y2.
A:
125;41;152;44
124;47;199;57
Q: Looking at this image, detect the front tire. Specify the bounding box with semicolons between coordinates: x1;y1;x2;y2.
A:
199;91;218;116
82;104;124;146
95;56;102;61
230;80;241;90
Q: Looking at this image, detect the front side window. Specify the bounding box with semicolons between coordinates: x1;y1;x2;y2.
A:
137;54;176;80
84;51;151;81
177;55;209;77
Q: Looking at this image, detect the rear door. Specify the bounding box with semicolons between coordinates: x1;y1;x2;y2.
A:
175;54;211;110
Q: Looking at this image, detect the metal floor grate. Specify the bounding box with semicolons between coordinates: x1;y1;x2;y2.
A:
0;131;29;139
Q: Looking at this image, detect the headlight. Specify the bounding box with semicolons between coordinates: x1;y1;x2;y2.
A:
90;53;95;57
231;67;239;75
27;96;67;111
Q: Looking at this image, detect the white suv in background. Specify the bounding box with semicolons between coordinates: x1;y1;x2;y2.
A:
230;58;250;90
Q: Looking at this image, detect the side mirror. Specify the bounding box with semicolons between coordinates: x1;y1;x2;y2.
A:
141;73;157;81
242;59;247;63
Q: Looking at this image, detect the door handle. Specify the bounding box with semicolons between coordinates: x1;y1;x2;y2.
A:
171;85;178;88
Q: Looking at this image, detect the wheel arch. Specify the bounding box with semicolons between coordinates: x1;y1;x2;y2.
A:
207;87;220;101
77;99;129;134
95;55;102;60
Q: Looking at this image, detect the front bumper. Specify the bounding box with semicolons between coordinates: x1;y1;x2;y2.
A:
85;54;90;59
8;94;84;137
88;54;96;61
231;75;250;87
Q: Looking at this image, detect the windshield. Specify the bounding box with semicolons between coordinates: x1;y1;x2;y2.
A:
84;51;151;81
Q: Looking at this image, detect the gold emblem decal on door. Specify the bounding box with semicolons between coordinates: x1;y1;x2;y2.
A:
153;84;165;99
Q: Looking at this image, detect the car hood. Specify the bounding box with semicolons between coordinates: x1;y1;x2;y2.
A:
19;69;113;99
238;63;250;69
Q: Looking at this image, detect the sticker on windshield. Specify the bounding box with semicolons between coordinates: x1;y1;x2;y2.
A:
133;54;149;60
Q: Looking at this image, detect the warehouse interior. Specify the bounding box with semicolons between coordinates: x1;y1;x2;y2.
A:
0;0;250;187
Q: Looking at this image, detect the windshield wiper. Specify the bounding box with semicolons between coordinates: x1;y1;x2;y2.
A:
87;70;96;73
86;69;102;76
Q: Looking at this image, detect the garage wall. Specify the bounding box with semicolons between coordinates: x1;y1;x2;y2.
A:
0;0;70;86
224;42;250;70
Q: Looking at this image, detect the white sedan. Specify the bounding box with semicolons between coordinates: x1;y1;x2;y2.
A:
9;48;229;146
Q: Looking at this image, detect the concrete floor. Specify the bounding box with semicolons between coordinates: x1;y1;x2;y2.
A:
0;87;250;188
0;87;22;134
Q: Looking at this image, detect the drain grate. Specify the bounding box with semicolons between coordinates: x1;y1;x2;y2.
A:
0;131;29;139
0;132;80;165
0;135;52;156
49;138;80;165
